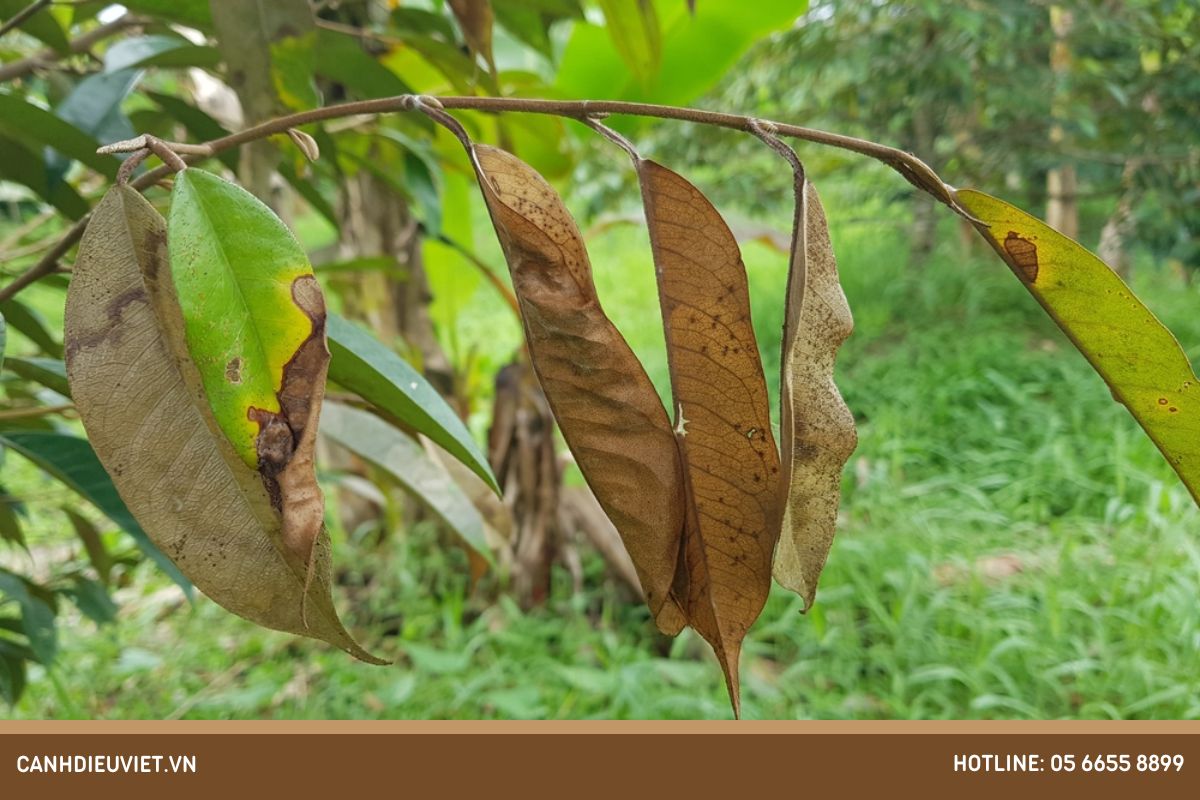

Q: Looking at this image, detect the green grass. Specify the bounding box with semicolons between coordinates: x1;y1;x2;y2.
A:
4;177;1200;720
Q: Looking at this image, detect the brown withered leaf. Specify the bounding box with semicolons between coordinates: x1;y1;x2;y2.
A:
774;171;857;609
64;185;383;663
636;158;783;716
469;144;687;635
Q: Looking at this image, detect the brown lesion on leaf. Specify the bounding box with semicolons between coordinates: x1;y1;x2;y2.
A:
225;356;243;384
1003;231;1039;283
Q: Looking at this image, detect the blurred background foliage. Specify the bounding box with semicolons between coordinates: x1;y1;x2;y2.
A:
0;0;1197;718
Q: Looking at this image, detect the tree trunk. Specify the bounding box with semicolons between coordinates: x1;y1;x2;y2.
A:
1046;6;1078;239
209;0;315;215
1097;159;1140;278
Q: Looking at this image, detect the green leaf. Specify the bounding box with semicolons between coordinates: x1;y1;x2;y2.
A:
65;508;111;585
145;91;238;170
103;34;219;72
556;0;807;110
118;0;212;28
596;0;662;82
957;189;1200;506
63;576;117;625
327;314;499;495
321;402;492;560
0;652;26;705
0;431;192;593
0;299;63;359
0;94;117;179
270;30;320;111
0;133;89;219
4;356;69;397
314;28;414;100
0;482;25;549
167;168;319;468
0;0;68;53
0;567;56;664
0;308;6;370
51;68;142;183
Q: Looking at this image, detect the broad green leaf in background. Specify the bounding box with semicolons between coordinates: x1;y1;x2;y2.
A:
65;508;112;586
145;91;239;170
65;185;380;661
0;568;55;664
0;299;62;359
3;357;69;397
0;133;89;219
327;314;499;495
0;481;25;548
597;0;662;83
50;68;142;183
957;189;1200;507
313;28;415;100
270;30;320;111
102;34;219;73
167;169;318;468
0;431;190;593
557;0;807;112
0;94;117;179
117;0;213;29
321;402;493;560
0;309;5;369
0;0;68;53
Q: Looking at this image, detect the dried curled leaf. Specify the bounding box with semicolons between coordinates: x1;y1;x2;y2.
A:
957;189;1199;506
773;174;857;609
65;185;381;663
636;158;783;716
469;144;687;635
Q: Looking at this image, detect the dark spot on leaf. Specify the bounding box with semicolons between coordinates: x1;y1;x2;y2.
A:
225;357;243;384
1003;231;1039;282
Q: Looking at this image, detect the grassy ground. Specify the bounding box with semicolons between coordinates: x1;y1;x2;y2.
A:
5;173;1200;720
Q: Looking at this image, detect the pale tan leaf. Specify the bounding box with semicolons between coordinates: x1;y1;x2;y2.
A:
774;176;857;610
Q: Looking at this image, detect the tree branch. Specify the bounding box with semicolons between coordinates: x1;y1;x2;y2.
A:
0;93;961;304
0;12;143;83
0;0;52;38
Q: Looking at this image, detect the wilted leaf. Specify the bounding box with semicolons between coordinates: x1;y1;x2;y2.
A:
957;189;1200;506
0;430;189;592
636;158;782;715
65;185;381;662
327;314;498;495
772;169;856;609
321;402;493;560
447;0;496;73
468;144;687;635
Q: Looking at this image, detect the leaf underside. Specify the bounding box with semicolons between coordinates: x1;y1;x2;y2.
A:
470;144;688;636
637;158;782;717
